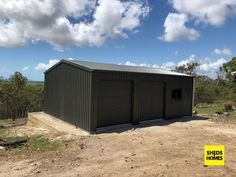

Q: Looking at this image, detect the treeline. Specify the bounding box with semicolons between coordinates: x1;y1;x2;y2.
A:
175;56;236;105
1;57;235;120
194;75;235;104
0;72;43;120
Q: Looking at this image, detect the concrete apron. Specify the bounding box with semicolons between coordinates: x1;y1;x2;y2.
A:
28;112;89;136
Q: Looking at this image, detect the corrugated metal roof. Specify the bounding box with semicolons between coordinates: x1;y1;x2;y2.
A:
67;60;192;77
45;59;192;77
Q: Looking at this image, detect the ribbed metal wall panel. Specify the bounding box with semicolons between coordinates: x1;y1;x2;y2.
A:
44;63;65;119
44;64;193;132
91;71;193;130
44;63;91;132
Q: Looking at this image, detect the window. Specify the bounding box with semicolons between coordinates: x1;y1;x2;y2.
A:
172;89;182;101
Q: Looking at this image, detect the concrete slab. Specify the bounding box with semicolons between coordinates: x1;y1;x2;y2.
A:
28;112;89;136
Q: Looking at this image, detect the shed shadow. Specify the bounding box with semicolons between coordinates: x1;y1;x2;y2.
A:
95;115;209;134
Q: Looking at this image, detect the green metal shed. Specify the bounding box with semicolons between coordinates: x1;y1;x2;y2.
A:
44;60;194;133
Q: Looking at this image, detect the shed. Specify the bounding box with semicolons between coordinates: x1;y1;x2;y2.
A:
44;60;194;133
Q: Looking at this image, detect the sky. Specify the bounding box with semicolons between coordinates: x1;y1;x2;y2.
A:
0;0;235;81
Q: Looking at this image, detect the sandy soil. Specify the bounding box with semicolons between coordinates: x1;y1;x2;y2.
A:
0;116;236;177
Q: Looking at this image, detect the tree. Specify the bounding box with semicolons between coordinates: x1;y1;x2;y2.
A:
194;76;216;104
216;66;226;86
175;62;199;75
0;72;44;120
222;57;236;81
25;84;44;112
5;72;27;120
9;72;27;89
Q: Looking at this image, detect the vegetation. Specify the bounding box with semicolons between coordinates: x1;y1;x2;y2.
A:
222;57;236;82
0;135;63;157
0;118;27;127
0;72;43;120
174;56;236;105
0;117;62;156
0;57;235;121
175;62;199;75
23;135;62;152
174;56;236;122
0;127;6;136
195;103;236;122
195;103;224;115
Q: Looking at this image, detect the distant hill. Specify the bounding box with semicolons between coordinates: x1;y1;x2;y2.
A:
27;80;44;85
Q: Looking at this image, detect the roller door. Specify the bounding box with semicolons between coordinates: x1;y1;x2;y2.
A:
97;81;132;127
136;82;164;121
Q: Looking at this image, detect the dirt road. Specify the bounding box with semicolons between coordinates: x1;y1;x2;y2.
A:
0;117;236;177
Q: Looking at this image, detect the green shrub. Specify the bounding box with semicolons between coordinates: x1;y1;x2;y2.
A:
224;102;233;112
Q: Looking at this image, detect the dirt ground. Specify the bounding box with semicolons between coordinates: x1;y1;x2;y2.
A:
0;116;236;177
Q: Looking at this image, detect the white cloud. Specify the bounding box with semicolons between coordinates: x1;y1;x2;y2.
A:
161;0;236;42
198;58;226;71
123;61;152;67
22;66;29;71
159;13;200;42
0;0;150;50
122;60;176;70
175;55;228;78
171;0;236;27
156;61;176;70
34;59;59;71
177;54;196;66
121;55;228;78
197;58;227;78
213;48;232;56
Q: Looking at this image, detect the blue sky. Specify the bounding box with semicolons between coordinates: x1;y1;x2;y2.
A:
0;0;235;81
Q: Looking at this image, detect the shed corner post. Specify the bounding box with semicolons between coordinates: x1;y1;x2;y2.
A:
191;77;195;117
43;74;46;112
90;72;98;133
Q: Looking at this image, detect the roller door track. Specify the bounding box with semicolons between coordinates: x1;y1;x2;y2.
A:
136;82;164;121
97;81;132;128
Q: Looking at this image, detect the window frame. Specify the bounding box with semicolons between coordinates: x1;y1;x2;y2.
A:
171;89;182;101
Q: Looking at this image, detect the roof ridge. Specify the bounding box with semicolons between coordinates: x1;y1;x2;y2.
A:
68;60;192;77
45;59;193;77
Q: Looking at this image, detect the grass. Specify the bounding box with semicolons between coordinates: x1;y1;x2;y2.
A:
0;118;63;157
0;118;26;138
0;127;6;136
223;111;236;123
195;103;224;115
0;134;63;158
0;118;27;127
195;103;236;123
23;135;62;152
